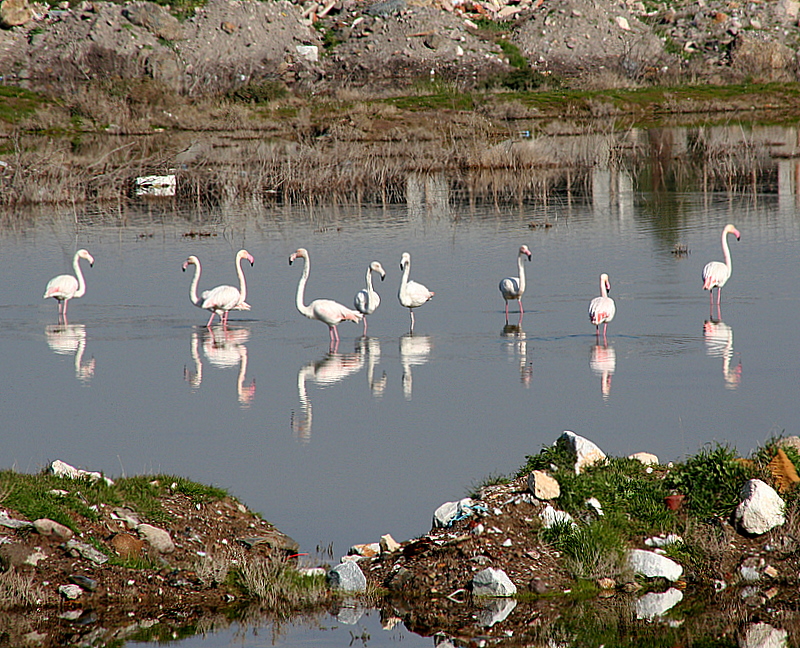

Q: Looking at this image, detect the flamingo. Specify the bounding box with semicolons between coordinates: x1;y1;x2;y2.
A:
43;249;94;322
398;252;434;333
289;247;363;349
702;223;740;308
499;244;532;323
182;249;254;328
588;273;616;340
354;261;386;335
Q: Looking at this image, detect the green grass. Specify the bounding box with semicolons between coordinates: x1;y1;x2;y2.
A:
0;85;47;125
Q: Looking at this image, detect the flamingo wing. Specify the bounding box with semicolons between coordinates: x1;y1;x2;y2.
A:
311;299;363;326
589;296;615;325
201;284;243;312
499;277;522;300
44;275;79;300
355;289;380;315
403;280;434;308
702;261;729;290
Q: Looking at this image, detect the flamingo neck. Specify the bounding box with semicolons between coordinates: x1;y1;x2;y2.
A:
295;257;314;319
400;261;411;293
236;254;248;304
188;261;202;305
366;267;375;293
600;278;608;298
722;231;733;269
517;253;527;293
73;253;88;298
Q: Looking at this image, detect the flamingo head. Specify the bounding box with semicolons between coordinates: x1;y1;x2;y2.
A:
289;248;308;266
371;261;386;281
520;244;532;261
77;249;94;267
600;273;611;294
238;249;255;266
724;224;741;241
182;255;199;272
400;252;411;271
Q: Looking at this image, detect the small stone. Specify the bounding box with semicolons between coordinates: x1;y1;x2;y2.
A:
597;577;615;590
615;16;631;30
379;534;401;554
529;577;548;594
220;21;237;34
34;519;73;540
628;549;683;581
24;550;47;566
58;584;83;600
137;524;175;554
629;452;659;465
69;574;98;591
735;479;785;535
328;561;367;592
528;470;560;500
471;567;517;597
65;539;108;565
348;542;379;558
557;431;606;474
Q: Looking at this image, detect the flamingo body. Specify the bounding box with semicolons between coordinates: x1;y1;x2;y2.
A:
43;249;94;320
289;247;363;348
499;244;532;322
398;252;434;332
702;223;740;304
589;273;615;338
183;249;254;328
354;260;386;335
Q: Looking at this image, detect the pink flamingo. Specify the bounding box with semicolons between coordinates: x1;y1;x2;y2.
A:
398;252;434;333
43;249;94;322
354;261;386;335
289;247;363;348
499;244;532;323
702;223;740;307
588;273;616;340
183;249;254;328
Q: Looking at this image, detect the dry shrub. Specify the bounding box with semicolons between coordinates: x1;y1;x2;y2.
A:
0;567;45;608
681;519;735;581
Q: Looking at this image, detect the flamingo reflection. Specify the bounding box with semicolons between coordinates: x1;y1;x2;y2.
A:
45;324;95;383
703;319;741;389
184;326;255;406
292;345;365;443
399;333;432;400
589;343;616;400
356;336;387;397
502;324;532;387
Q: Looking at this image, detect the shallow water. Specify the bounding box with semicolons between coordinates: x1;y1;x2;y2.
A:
2;153;800;645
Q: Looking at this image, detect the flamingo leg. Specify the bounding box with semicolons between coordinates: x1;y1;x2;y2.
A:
206;311;216;328
504;301;510;323
518;299;524;315
409;309;415;333
363;317;368;336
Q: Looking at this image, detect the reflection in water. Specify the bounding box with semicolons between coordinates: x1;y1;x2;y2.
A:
356;336;387;397
185;326;255;406
292;345;365;443
589;344;616;400
502;324;532;387
399;334;432;400
704;319;741;389
45;324;95;383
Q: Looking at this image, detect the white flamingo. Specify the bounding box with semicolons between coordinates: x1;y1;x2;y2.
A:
289;247;363;349
183;249;254;328
43;249;94;322
588;273;616;340
702;223;740;307
499;244;532;323
398;252;434;333
354;261;386;335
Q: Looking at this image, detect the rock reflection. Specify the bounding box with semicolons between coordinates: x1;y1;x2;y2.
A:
45;324;95;383
703;319;741;389
589;343;616;400
292;344;365;443
502;324;532;387
399;334;432;400
185;326;255;407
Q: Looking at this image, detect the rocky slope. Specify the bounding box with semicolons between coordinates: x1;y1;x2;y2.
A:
0;0;798;98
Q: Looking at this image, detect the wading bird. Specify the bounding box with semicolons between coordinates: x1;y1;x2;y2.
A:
499;244;532;324
702;223;740;309
183;249;254;328
289;247;362;350
588;273;615;341
43;249;94;322
398;252;434;333
354;261;386;335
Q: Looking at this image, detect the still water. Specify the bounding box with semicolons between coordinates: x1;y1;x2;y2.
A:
1;162;800;645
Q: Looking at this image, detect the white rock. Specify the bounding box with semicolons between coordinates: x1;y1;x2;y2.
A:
58;584;83;600
295;45;319;62
586;497;604;516
528;470;560;500
540;504;575;529
471;567;517;597
34;519;73;540
348;542;380;557
644;534;683;548
741;622;789;648
298;567;327;578
634;588;683;620
557;431;606;474
477;598;517;627
629;452;659;466
735;479;785;535
24;550;47;566
380;534;401;554
628;549;683;581
49;459;113;486
137;524;175;554
328;561;367;592
615;15;631;30
433;498;474;528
